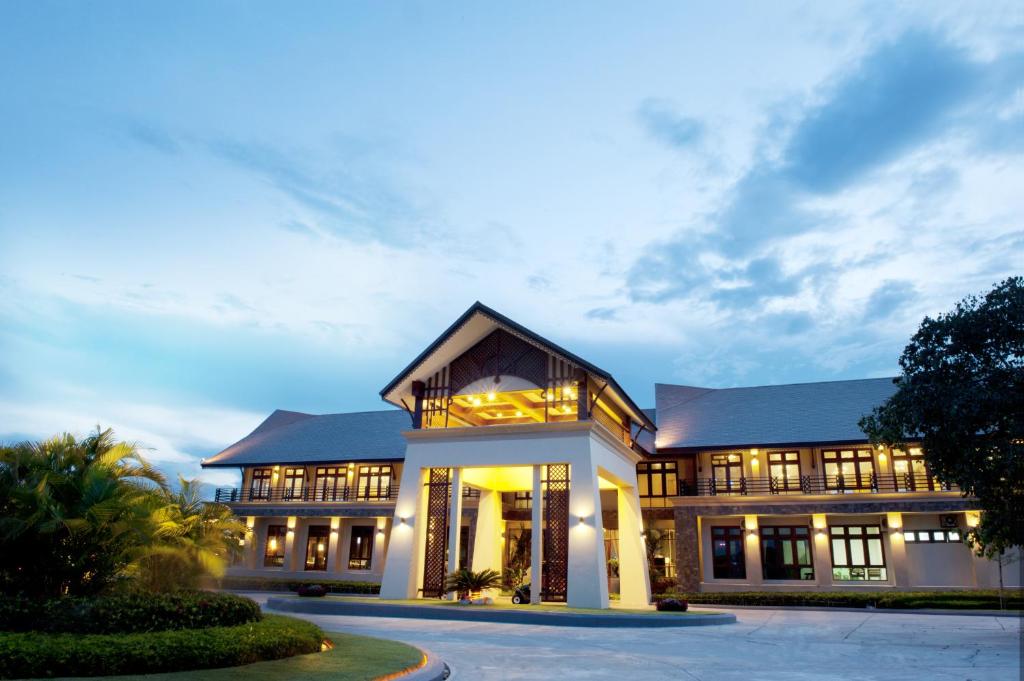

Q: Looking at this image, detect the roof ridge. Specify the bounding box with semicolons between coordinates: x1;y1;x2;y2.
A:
658;377;896;392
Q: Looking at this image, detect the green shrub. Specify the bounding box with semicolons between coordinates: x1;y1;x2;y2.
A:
0;614;322;679
220;576;381;594
0;591;261;634
665;589;1023;610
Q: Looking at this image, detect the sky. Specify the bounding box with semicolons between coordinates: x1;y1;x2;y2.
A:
1;2;1022;487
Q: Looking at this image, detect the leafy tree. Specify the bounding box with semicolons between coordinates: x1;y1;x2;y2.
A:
859;277;1023;558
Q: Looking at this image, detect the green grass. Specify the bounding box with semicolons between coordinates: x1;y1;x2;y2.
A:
47;632;423;681
298;595;706;615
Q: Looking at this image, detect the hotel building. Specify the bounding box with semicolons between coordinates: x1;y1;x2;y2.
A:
202;303;1016;608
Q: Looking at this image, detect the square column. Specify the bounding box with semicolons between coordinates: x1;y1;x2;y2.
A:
616;486;652;607
472;488;502;576
380;466;428;599
812;514;832;587
242;516;258;569
283;516;299;572
530;465;543;604
446;467;464;599
743;515;764;587
567;460;608;609
327;517;342;573
887;512;910;587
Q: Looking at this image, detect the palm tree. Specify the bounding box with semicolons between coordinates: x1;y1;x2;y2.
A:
444;568;503;600
134;478;248;591
0;428;166;597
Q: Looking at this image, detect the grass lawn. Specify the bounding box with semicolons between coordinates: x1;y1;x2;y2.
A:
290;594;707;615
48;632;423;681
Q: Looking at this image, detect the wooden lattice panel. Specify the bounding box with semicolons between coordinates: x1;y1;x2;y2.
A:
542;463;570;602
421;467;451;598
448;328;548;393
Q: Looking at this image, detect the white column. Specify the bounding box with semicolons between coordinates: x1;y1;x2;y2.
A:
887;512;910;587
242;516;258;569
743;515;764;587
617;486;652;607
472;488;502;577
380;465;428;599
282;516;299;572
530;465;543;604
446;467;464;599
327;517;342;573
812;513;832;587
567;460;609;609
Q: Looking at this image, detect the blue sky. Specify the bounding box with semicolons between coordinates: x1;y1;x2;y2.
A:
1;2;1022;486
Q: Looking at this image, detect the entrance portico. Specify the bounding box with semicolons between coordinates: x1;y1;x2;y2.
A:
377;302;655;609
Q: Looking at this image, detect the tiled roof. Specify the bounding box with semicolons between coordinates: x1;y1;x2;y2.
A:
654;378;897;450
201;408;411;467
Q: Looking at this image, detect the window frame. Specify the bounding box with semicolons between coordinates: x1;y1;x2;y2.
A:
711;525;746;579
263;524;287;567
890;447;938;491
710;453;744;494
356;464;394;500
304;525;330;571
829;525;887;581
821;449;876;491
314;466;347;501
637;461;679;498
282;467;305;500
904;528;962;543
347;525;375;570
760;526;814;580
767;451;802;492
250;468;273;500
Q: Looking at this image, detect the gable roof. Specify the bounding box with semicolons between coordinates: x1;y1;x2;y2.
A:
654;378;897;451
201;408;411;468
379;301;655;430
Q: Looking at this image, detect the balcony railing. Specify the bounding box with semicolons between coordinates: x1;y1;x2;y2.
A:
213;484;482;504
675;472;955;498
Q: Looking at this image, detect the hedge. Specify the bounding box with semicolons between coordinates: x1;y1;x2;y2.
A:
663;590;1024;610
0;591;261;634
0;614;323;679
220;576;381;594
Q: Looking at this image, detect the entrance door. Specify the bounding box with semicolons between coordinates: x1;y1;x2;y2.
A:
711;453;743;494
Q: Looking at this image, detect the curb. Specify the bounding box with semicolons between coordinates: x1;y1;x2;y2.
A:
267;596;736;628
373;646;448;681
703;603;1024;617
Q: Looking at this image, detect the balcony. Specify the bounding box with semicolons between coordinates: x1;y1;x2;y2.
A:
213;485;482;504
674;472;956;498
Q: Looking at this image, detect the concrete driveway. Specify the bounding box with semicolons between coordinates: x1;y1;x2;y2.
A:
254;594;1021;681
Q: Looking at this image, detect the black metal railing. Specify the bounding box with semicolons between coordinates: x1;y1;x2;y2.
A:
214;484;482;504
674;472;954;498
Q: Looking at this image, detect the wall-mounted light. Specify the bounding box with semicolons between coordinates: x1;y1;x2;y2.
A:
487;392;496;402
577;515;587;525
377;528;385;536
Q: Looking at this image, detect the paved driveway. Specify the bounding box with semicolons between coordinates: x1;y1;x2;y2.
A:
255;594;1021;681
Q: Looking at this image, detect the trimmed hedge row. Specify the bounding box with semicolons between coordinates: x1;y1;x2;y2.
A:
0;591;261;634
664;590;1023;610
0;614;323;679
220;576;381;594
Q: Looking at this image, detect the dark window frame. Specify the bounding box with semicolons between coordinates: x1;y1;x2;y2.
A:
356;464;394;500
250;468;273;500
711;525;746;579
829;525;887;581
767;451;802;491
821;449;876;490
760;526;814;580
263;524;287;567
283;467;305;500
347;525;375;570
710;453;743;493
314;466;347;501
637;461;679;498
304;525;330;571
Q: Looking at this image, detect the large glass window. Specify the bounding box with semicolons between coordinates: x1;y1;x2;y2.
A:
822;450;875;491
830;525;887;581
768;452;801;492
282;467;305;500
512;491;532;509
347;525;374;570
250;468;273;500
356;465;393;500
712;526;746;578
304;526;330;571
761;526;814;580
263;525;286;567
891;447;939;491
637;461;678;497
314;466;346;501
904;529;962;543
711;454;743;494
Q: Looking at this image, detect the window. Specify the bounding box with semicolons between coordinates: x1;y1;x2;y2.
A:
904;529;962;543
356;465;393;500
314;466;346;501
263;525;286;567
711;526;745;578
821;450;876;491
513;491;532;510
891;447;939;491
250;468;273;500
830;525;887;581
304;526;330;571
710;454;743;494
637;461;678;497
768;452;801;492
283;468;305;500
761;526;814;580
348;526;374;570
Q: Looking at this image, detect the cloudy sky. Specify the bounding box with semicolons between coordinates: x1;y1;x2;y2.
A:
1;2;1022;485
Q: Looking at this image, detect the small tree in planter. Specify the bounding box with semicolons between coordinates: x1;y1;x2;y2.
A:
444;568;503;602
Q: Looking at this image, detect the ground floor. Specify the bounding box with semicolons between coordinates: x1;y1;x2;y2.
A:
243;592;1023;681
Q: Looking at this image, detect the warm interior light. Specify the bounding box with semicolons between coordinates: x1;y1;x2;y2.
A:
515;410;523;417
269;538;278;551
487;392;496;401
965;511;980;528
496;412;502;418
472;396;482;406
317;543;325;553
